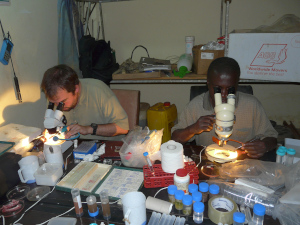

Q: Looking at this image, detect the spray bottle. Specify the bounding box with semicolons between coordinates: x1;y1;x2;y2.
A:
173;54;193;78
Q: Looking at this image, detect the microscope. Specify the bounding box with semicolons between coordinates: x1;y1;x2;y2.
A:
44;102;67;135
213;86;236;147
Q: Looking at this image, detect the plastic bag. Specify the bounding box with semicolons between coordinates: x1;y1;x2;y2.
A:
284;161;300;191
119;126;163;168
219;159;287;186
273;203;300;225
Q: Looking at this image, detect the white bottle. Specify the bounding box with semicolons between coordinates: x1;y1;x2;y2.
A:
174;54;193;78
185;36;195;56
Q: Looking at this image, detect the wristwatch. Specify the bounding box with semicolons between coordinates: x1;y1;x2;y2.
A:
91;123;98;135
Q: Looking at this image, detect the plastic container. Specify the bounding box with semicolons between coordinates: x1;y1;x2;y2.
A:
185;36;195;56
233;212;245;225
285;148;296;166
47;217;77;225
147;102;177;143
276;146;287;164
252;204;265;225
192;191;202;203
220;183;277;216
199;182;209;203
174;54;193;78
168;185;177;204
143;152;155;176
188;183;198;195
182;195;193;215
34;163;63;186
209;184;220;199
174;190;185;210
100;190;111;220
71;188;83;217
86;195;99;217
193;202;204;224
174;168;190;194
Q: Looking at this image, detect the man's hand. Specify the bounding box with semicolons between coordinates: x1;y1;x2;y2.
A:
193;115;215;134
65;124;91;139
242;140;267;158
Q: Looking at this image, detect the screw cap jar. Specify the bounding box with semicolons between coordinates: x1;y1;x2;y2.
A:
199;182;209;202
233;212;245;225
253;203;266;225
168;185;177;204
174;190;185;210
182;195;193;215
193;201;204;224
209;184;220;199
174;168;190;194
192;191;202;203
189;183;198;195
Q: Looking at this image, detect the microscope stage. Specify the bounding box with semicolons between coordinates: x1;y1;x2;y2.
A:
205;144;238;163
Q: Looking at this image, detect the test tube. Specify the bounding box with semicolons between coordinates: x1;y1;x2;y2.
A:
86;195;99;217
100;190;111;220
71;188;84;217
143;152;155;176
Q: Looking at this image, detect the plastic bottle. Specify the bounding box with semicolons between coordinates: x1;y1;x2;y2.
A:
71;188;83;217
188;183;198;195
182;195;193;215
185;36;195;56
174;190;185;210
100;190;111;220
143;152;155;176
233;212;245;225
86;195;99;217
174;168;190;194
168;185;177;204
252;204;265;225
285;148;296;166
220;183;277;216
199;182;209;203
276;146;286;164
193;201;204;224
209;184;220;199
173;54;193;78
192;191;202;203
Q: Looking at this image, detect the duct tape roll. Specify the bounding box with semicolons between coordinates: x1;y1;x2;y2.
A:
146;196;173;214
161;140;184;173
208;195;237;225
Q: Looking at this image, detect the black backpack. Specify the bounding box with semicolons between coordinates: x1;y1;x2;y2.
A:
79;35;119;85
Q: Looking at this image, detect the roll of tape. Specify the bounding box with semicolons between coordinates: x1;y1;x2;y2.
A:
208;195;237;225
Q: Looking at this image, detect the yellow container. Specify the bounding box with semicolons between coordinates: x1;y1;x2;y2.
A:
147;102;177;143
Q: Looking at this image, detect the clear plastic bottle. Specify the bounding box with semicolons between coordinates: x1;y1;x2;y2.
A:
188;183;198;195
233;212;245;225
168;185;177;204
193;201;204;224
276;146;287;164
100;190;111;220
192;191;202;203
182;195;193;215
209;184;220;199
285;148;296;166
185;36;195;56
220;183;277;216
174;190;185;210
252;204;265;225
199;182;209;203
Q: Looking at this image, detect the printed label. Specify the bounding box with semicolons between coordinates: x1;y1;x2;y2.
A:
201;52;214;59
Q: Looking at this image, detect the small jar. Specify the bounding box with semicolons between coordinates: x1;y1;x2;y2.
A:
174;190;185;210
182;195;193;215
86;195;99;217
174;168;190;194
233;212;245;225
193;201;204;224
252;204;265;225
199;182;209;203
276;146;286;164
285;148;296;166
192;191;202;203
168;185;177;204
188;183;198;195
209;184;220;199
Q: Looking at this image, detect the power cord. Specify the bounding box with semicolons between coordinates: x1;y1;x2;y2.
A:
130;45;150;61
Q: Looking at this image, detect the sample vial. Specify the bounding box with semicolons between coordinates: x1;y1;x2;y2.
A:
192;191;202;203
209;184;220;199
174;190;185;210
143;152;155;176
285;148;296;166
252;204;266;225
188;183;198;195
193;201;204;224
71;188;84;217
86;195;99;217
233;212;245;225
174;168;190;194
199;182;209;203
100;190;111;220
168;185;177;204
276;146;286;164
182;195;193;215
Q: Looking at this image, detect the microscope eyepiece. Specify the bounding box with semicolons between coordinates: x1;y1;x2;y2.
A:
47;102;54;109
56;102;64;111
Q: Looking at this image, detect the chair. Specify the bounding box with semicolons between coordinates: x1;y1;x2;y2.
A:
112;89;140;130
190;85;253;101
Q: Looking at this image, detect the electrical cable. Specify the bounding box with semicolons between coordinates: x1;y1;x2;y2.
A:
154;187;168;198
130;45;150;61
196;146;206;168
53;133;80;141
1;215;5;225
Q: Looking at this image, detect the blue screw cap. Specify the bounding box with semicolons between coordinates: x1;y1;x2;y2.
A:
253;204;266;216
168;185;177;195
193;202;204;213
174;190;184;200
209;184;220;195
188;183;198;194
182;195;193;205
287;148;296;156
192;191;202;202
199;182;209;192
233;212;245;223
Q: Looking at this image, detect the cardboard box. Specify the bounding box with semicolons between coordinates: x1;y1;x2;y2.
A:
192;45;225;75
228;33;300;82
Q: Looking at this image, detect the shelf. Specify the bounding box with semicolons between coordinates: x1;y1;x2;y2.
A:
75;0;134;3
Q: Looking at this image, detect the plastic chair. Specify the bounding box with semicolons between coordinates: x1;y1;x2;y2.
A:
112;89;140;130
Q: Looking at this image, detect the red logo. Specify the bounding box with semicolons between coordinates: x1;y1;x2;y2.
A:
250;44;287;67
